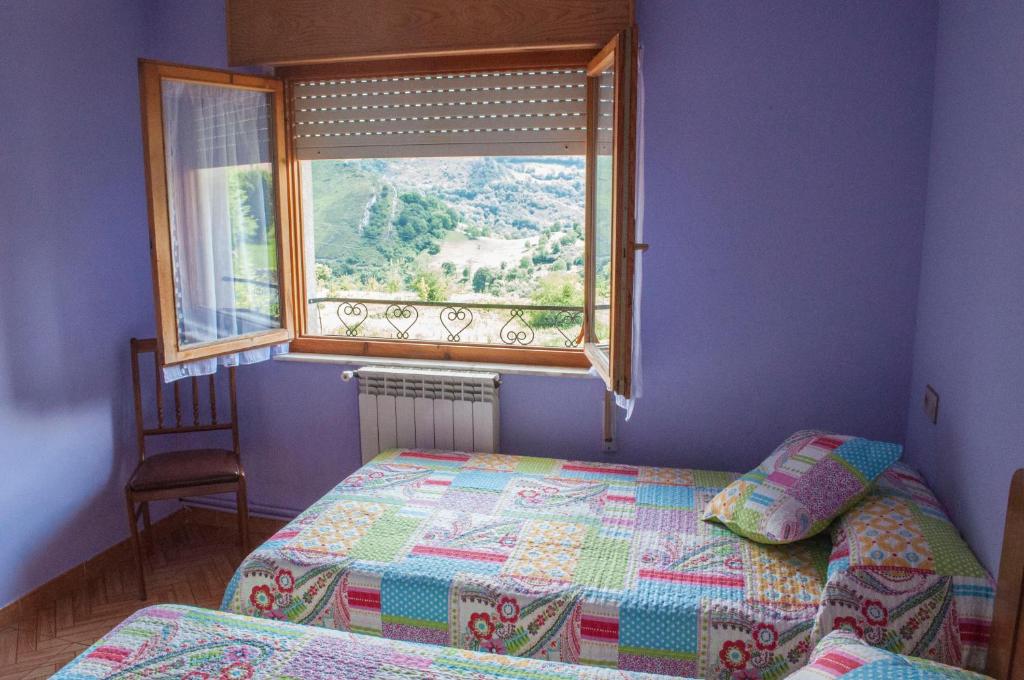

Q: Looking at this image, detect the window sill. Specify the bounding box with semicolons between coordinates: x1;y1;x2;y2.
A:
274;352;597;379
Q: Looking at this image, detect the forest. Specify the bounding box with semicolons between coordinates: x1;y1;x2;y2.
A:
219;156;612;344
307;157;591;319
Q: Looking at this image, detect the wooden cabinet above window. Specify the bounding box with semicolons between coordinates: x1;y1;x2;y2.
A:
226;0;635;67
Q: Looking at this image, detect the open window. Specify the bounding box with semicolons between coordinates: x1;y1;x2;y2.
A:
139;62;293;366
139;33;639;395
584;29;639;397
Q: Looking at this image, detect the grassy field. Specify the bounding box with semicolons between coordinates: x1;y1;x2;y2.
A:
432;230;531;273
309;166;378;261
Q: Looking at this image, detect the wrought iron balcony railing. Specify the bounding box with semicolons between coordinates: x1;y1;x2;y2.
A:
308;297;586;349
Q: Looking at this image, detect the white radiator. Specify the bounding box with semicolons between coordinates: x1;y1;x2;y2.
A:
348;366;501;464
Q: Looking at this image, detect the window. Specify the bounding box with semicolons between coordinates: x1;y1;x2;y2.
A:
301;155;586;349
139;63;292;365
292;68;587;358
139;29;638;395
585;31;639;397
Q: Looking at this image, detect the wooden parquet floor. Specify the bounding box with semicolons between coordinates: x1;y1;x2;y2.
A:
0;510;284;679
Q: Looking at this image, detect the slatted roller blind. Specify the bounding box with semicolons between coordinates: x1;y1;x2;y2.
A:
292;69;587;160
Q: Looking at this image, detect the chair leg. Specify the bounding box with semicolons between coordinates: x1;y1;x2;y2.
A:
236;477;250;555
141;502;153;554
125;489;147;600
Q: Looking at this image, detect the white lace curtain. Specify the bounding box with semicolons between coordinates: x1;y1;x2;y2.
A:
160;79;288;382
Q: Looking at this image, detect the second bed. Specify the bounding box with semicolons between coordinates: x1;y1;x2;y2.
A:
222;449;992;677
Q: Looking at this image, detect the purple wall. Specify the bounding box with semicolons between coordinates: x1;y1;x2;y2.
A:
903;0;1024;574
0;0;157;608
146;0;938;517
618;0;936;467
1;0;948;608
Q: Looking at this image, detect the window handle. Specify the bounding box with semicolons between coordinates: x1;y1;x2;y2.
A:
634;243;649;253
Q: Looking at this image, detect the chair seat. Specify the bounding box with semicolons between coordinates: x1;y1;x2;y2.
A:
128;449;242;492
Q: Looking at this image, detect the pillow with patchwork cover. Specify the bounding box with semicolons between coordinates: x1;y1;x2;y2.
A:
815;462;994;672
789;629;991;679
703;430;902;544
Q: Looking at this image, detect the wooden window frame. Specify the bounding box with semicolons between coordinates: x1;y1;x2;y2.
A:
277;50;602;370
139;39;637;377
138;60;294;366
583;29;638;396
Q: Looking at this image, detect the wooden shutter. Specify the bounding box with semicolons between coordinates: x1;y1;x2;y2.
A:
291;69;587;160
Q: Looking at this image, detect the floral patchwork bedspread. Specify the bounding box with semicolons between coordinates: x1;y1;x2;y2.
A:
223;450;834;678
814;463;994;672
53;604;673;679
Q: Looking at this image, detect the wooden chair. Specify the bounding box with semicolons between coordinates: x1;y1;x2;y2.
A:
125;337;249;599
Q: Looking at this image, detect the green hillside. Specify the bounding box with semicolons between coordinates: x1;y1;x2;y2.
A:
307;157;586;304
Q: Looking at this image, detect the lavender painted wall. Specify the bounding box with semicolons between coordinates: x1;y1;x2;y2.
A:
904;0;1024;574
0;0;945;608
146;0;939;517
0;0;156;608
617;0;935;467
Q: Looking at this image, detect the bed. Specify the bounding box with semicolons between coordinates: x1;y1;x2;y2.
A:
221;449;994;678
52;604;672;679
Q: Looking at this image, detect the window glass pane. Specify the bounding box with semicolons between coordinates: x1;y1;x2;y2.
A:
161;80;281;348
302;157;585;348
591;66;615;351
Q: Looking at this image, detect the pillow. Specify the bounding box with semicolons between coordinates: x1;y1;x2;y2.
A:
789;630;990;679
817;462;994;672
703;430;902;544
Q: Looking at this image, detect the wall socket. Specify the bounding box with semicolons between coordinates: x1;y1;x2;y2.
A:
923;385;940;424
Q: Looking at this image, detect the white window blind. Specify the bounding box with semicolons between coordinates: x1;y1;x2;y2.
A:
292;69;587;160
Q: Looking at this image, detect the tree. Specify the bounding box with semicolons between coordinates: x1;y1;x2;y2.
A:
532;246;556;265
228;167;274;245
363;185;391;240
528;273;583;328
472;267;496;293
412;270;449;302
395;192;458;246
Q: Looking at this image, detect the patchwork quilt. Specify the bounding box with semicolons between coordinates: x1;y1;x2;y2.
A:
53;604;673;679
814;463;994;672
789;630;990;679
221;450;993;678
223;450;833;678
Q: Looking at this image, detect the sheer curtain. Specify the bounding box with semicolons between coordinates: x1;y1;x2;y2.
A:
160;79;288;382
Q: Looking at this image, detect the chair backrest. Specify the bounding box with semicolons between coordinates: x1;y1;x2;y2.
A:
130;337;239;462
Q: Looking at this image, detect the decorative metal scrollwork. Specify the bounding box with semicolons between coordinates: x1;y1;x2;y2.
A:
500;308;536;346
310;296;584;348
440;306;473;342
384;304;418;339
336;302;368;337
553;310;584;347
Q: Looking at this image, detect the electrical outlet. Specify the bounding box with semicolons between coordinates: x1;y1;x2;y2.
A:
923;385;939;424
